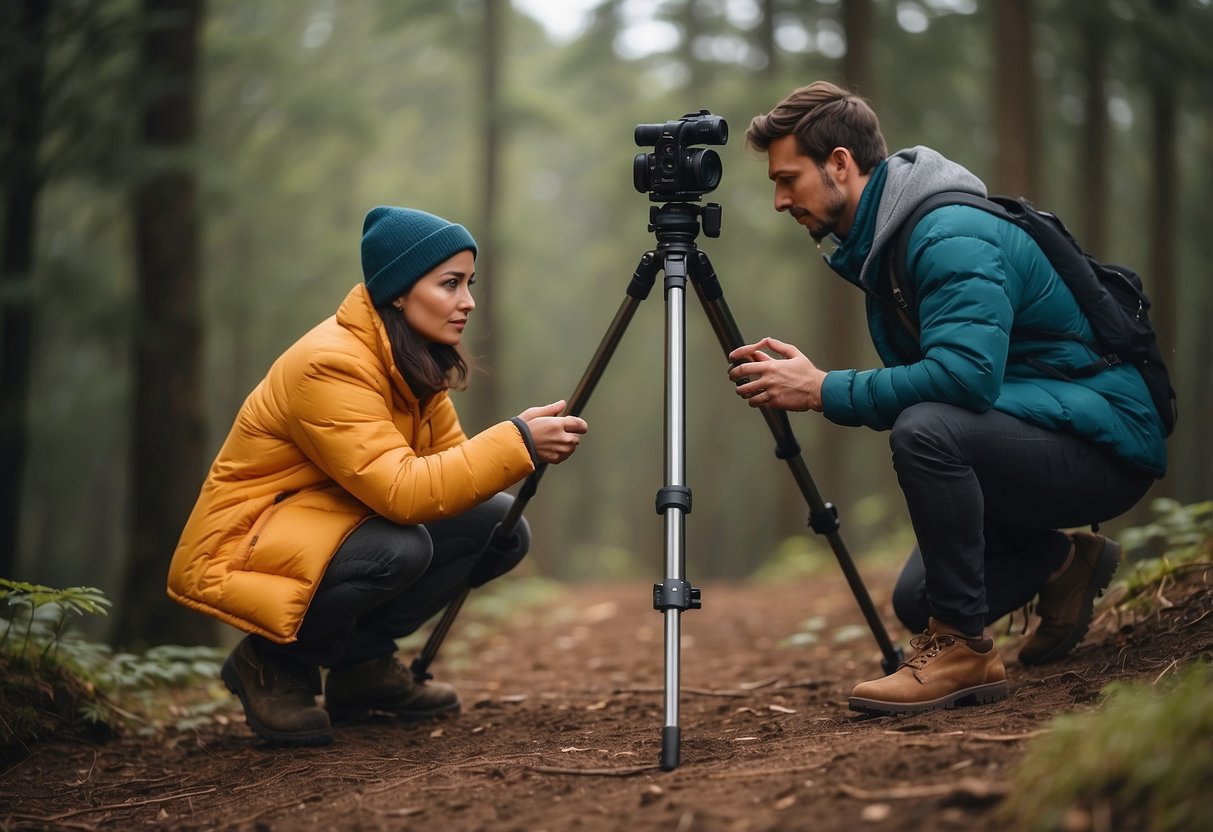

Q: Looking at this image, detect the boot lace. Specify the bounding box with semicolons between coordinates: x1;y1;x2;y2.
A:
386;656;415;687
1004;601;1035;636
259;658;314;695
902;631;958;669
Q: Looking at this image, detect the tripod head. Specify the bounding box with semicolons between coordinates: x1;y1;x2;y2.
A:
647;201;723;242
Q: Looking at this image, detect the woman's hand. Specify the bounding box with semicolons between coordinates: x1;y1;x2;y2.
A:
517;400;588;464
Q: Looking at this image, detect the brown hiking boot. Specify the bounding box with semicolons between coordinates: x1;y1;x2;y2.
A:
325;654;461;722
849;618;1008;716
220;637;332;745
1019;531;1121;666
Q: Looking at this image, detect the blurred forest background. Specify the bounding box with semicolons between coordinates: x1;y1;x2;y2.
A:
2;0;1211;647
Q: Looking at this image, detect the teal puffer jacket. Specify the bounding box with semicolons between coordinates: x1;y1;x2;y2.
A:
820;150;1166;477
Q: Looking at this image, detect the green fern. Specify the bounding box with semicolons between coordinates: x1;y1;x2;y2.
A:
0;578;111;662
1107;499;1213;617
1;579;226;737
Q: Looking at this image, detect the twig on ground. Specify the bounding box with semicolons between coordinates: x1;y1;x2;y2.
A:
1;816;97;832
964;730;1050;742
526;763;661;777
614;686;748;698
360;752;543;795
838;777;1008;801
231;764;314;792
25;787;219;822
705;762;829;780
1153;658;1182;685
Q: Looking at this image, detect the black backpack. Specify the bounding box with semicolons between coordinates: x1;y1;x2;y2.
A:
885;192;1177;437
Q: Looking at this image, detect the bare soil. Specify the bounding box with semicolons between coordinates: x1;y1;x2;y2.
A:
2;564;1211;832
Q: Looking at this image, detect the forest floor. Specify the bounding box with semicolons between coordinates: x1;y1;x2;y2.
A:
2;561;1212;832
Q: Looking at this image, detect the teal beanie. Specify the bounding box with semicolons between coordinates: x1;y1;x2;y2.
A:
360;206;478;307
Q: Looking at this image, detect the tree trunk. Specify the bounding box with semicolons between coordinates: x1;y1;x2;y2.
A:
1143;0;1179;503
0;0;52;580
1146;0;1177;359
993;0;1037;199
115;0;210;647
1078;11;1109;257
759;0;776;79
808;0;874;532
842;0;873;97
466;0;503;432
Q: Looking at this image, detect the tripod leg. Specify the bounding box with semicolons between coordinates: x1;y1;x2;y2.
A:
409;252;663;683
688;251;902;674
653;250;701;771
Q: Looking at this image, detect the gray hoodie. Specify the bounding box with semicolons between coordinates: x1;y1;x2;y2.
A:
856;146;986;289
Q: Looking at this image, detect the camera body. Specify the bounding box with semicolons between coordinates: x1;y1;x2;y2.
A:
633;110;728;202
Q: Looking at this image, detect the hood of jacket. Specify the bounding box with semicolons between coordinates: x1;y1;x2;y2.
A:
828;146;986;290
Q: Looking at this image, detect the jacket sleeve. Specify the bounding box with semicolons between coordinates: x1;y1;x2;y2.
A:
286;352;534;524
426;393;469;453
822;231;1013;430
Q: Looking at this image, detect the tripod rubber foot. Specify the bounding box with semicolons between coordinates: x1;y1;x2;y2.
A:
660;726;680;771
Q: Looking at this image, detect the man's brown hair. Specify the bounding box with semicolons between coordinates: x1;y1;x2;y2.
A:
746;81;887;173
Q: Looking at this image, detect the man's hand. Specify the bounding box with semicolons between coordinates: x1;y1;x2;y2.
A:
727;337;827;412
517;400;588;463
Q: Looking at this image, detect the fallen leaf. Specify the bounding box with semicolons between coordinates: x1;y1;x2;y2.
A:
584;601;618;623
586;700;609;711
429;727;444;738
774;794;797;810
768;704;797;714
860;803;891;822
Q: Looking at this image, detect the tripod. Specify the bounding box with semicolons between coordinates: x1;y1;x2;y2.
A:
411;200;901;771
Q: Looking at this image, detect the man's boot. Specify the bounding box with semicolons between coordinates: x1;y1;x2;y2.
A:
220;636;332;745
849;618;1008;716
325;654;461;722
1019;531;1121;666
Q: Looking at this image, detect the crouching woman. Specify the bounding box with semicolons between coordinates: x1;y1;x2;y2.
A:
168;206;588;745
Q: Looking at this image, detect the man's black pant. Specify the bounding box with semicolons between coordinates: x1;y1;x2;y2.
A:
256;492;529;670
888;403;1154;637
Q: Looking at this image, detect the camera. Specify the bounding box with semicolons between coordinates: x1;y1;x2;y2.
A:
633;109;728;202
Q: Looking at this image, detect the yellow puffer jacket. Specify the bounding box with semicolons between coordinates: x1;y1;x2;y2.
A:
167;284;535;643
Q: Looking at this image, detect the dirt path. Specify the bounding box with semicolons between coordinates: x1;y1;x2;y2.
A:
3;567;1211;831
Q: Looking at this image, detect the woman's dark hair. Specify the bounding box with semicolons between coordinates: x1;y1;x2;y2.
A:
378;307;469;403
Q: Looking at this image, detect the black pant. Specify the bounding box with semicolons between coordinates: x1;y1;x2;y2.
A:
256;492;529;670
887;403;1153;636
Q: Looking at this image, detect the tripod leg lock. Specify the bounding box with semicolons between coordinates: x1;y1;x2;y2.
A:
655;485;692;515
409;657;434;682
653;579;702;612
773;439;802;460
808;502;840;535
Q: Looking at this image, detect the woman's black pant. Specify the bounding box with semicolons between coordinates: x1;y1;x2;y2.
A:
256;492;529;670
888;403;1154;637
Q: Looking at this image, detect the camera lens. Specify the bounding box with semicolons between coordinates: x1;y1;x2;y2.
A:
633;153;652;193
634;123;663;145
689;149;722;191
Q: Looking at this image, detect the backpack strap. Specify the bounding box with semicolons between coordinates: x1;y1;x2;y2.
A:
885;192;996;342
886;192;1107;368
